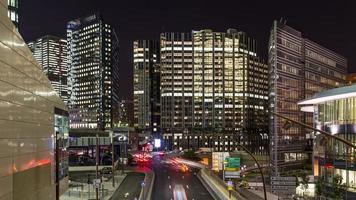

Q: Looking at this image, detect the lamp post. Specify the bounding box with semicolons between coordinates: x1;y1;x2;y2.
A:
235;143;267;200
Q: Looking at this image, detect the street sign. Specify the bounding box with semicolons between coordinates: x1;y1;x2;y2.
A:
224;157;240;171
93;179;101;189
225;171;240;178
212;152;230;171
270;176;296;194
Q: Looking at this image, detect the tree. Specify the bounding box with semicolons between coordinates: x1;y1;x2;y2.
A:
331;174;346;200
315;177;324;197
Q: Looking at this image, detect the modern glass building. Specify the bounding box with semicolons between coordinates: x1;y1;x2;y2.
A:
28;35;68;104
161;29;268;154
7;0;18;29
268;20;348;183
0;1;68;199
133;40;160;135
299;85;356;199
67;13;120;130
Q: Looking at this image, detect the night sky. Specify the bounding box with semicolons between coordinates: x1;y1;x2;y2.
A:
19;0;356;100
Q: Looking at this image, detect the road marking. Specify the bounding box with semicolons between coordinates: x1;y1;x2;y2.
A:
186;185;189;189
168;176;170;179
124;192;129;197
169;185;171;190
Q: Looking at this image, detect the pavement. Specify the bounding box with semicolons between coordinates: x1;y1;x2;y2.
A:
110;172;145;200
151;154;214;200
60;171;127;200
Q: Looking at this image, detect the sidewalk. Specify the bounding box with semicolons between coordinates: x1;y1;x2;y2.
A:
60;172;127;200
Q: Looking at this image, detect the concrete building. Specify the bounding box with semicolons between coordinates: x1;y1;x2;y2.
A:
299;85;356;199
0;1;68;199
161;29;268;153
28;35;68;104
133;40;160;136
67;13;120;130
268;20;348;195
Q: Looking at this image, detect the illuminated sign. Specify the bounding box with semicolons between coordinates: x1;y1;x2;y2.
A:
154;139;161;148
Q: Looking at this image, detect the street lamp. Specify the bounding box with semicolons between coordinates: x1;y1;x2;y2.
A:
235;143;267;200
270;111;356;150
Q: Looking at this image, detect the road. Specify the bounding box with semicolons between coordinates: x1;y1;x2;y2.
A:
111;172;145;200
151;154;214;200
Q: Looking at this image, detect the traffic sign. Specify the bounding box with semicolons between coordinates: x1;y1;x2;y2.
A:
93;179;101;189
224;157;240;171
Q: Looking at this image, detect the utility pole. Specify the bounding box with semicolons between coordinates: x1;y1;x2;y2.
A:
96;129;99;200
111;130;115;187
55;131;59;200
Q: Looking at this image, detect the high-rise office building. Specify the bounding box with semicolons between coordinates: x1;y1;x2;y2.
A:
28;35;68;104
0;2;68;198
161;29;268;153
268;20;347;194
133;40;160;135
67;13;119;130
7;0;18;29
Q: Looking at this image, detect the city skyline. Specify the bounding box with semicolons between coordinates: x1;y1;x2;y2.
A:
19;0;356;100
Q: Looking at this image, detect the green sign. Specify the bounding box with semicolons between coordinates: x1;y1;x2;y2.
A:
224;157;240;171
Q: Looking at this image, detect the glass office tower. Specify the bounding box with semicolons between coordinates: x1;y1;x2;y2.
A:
161;29;268;153
269;20;348;195
133;40;160;135
7;0;18;29
67;13;120;130
28;35;68;104
299;85;356;199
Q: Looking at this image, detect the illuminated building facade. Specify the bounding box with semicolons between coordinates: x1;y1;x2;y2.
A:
299;85;356;199
133;40;160;135
28;35;68;104
7;0;18;29
0;2;68;199
67;13;120;130
268;20;347;194
161;29;268;153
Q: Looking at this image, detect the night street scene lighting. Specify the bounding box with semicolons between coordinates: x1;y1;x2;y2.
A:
1;0;356;200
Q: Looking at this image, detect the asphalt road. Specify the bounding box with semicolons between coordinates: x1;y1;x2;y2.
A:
151;155;214;200
111;172;145;200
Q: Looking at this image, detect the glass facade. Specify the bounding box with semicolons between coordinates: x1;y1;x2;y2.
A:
300;85;356;198
161;29;268;154
28;35;68;104
67;14;120;130
7;0;18;29
268;20;348;182
133;40;160;134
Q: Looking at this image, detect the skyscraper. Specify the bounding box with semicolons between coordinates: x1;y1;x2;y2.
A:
161;29;268;153
133;40;160;135
67;13;119;130
7;0;18;29
268;20;347;194
28;35;68;104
